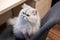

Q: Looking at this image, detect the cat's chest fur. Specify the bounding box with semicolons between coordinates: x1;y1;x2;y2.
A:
14;15;39;35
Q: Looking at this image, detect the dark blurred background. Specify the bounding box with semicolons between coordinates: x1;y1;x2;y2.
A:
52;0;59;6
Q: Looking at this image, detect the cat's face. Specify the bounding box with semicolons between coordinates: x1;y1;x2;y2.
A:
19;4;40;23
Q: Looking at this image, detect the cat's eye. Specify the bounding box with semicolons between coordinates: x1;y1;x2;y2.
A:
23;12;25;14
26;14;30;16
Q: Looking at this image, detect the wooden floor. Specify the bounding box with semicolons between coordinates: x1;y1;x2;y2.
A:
46;24;60;40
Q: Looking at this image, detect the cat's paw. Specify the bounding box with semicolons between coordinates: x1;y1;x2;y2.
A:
7;17;18;26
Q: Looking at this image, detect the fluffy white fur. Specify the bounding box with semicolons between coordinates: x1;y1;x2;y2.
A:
7;3;40;37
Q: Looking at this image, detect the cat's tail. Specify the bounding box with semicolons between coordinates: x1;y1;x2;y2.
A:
7;17;18;26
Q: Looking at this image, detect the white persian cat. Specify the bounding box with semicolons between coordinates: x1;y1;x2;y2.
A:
7;3;40;39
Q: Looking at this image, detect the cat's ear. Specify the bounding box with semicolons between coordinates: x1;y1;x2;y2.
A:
32;9;39;15
22;3;32;9
32;10;38;15
22;3;29;9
